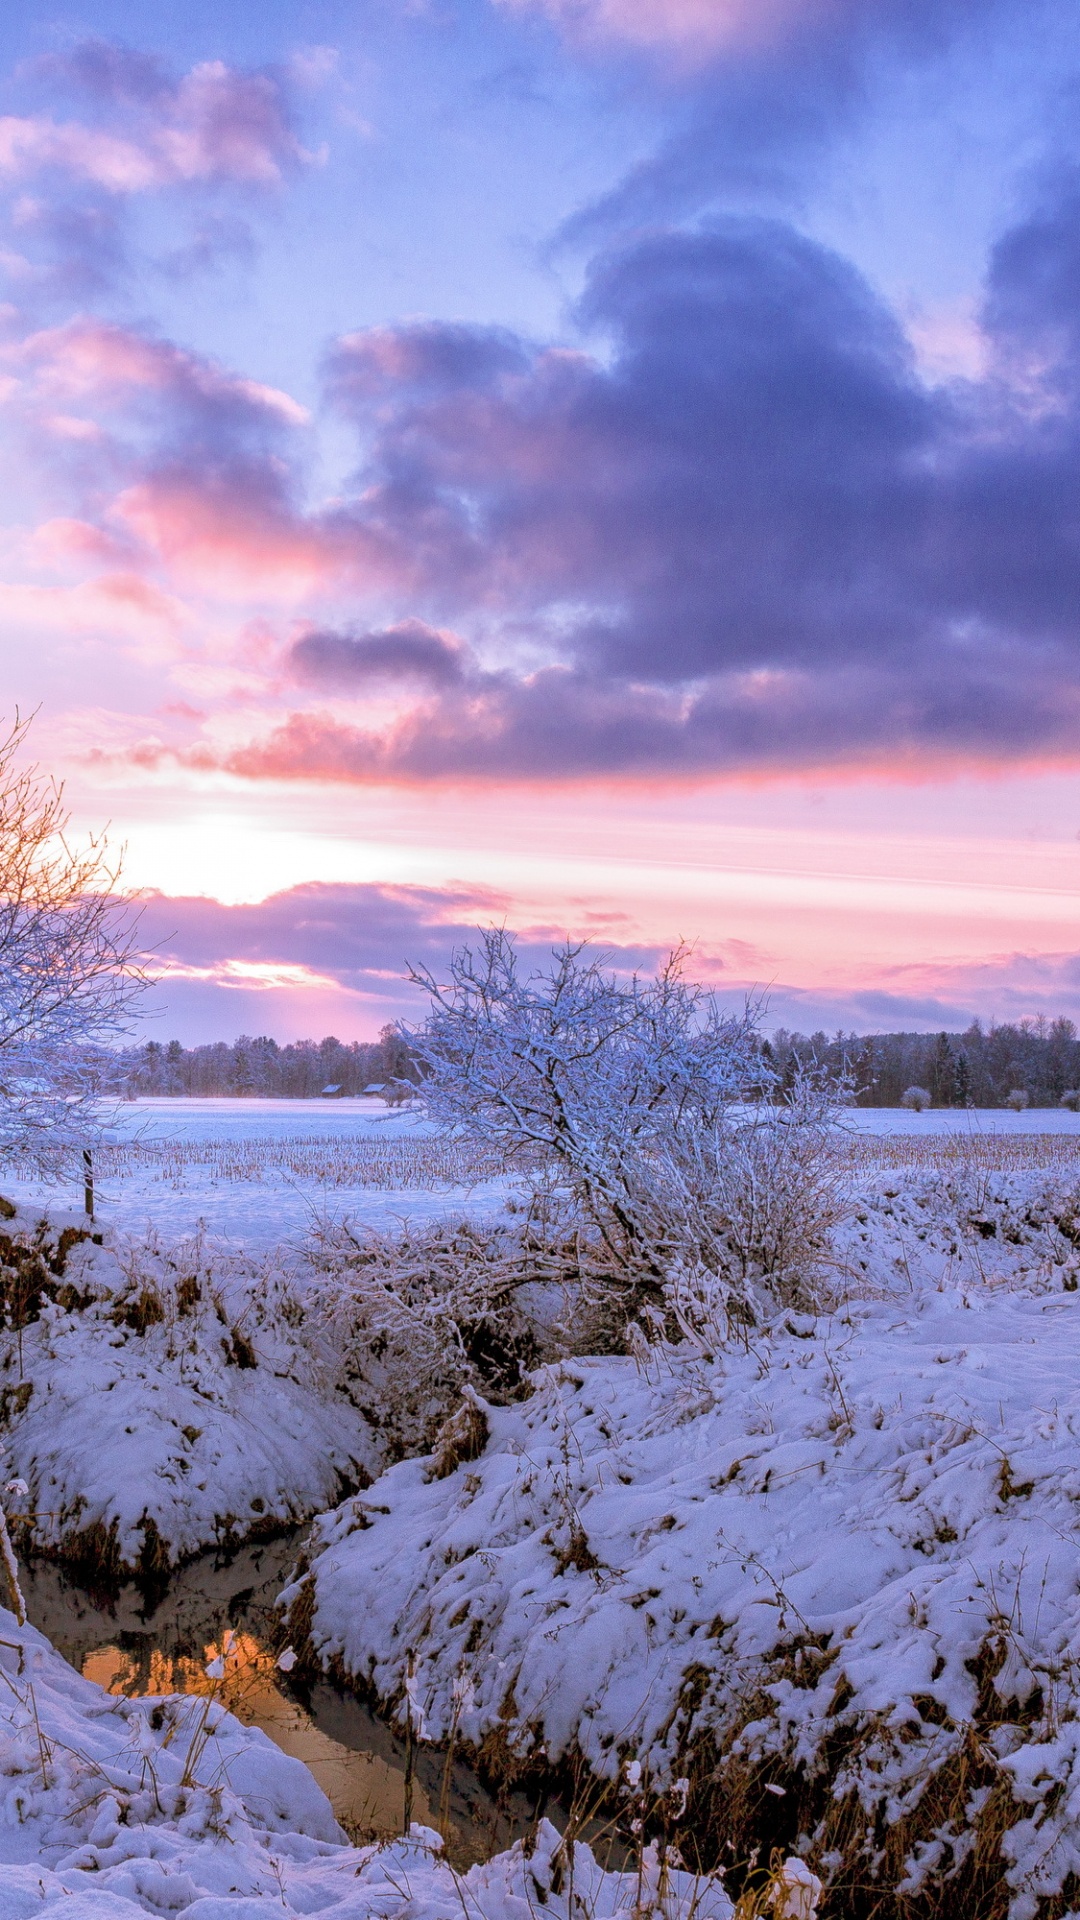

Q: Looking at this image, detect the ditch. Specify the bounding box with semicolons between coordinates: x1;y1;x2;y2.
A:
19;1530;544;1867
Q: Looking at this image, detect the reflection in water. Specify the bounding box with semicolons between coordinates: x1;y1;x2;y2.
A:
20;1535;539;1866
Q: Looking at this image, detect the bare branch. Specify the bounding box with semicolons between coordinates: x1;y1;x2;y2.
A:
0;715;145;1174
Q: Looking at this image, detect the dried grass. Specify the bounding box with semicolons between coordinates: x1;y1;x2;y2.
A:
831;1131;1080;1178
5;1132;506;1192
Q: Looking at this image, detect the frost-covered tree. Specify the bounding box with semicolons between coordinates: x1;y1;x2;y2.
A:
406;932;841;1331
0;717;143;1172
410;933;756;1228
901;1085;931;1111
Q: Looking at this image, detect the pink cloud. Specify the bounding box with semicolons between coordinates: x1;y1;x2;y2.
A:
0;60;303;196
0;318;335;655
0;571;184;637
27;517;136;567
8;319;306;421
0;118;163;193
113;475;345;600
498;0;844;62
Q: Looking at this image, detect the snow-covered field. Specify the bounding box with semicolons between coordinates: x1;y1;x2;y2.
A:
1;1098;519;1247
842;1105;1080;1135
5;1098;1080;1249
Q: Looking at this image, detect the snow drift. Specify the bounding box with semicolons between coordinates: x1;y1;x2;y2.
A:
0;1203;379;1576
284;1170;1080;1918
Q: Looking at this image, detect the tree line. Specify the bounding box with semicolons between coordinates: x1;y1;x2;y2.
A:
119;1028;417;1099
769;1016;1080;1108
117;1014;1080;1108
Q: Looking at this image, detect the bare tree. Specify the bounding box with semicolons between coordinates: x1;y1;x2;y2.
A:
0;715;143;1172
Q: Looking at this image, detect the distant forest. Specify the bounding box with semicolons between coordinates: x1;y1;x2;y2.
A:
119;1028;416;1100
118;1016;1080;1107
769;1017;1080;1108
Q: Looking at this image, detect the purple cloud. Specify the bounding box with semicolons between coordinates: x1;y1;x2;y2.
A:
322;217;936;690
534;0;1019;246
131;882;667;1040
204;196;1080;780
289;622;467;691
0;40;307;304
134;882;1080;1043
4;46;304;193
137;881;498;983
15;145;1080;784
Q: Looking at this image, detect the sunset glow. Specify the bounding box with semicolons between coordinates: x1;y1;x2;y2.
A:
2;1;1080;1040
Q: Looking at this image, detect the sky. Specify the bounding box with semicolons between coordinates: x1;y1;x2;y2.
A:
6;1;1080;1041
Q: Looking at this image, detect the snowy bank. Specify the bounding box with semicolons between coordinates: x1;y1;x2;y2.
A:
0;1203;379;1576
0;1606;733;1918
285;1170;1080;1919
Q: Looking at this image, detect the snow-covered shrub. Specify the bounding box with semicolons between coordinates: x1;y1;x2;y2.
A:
900;1085;931;1111
638;1080;851;1343
1006;1087;1030;1111
305;1215;573;1457
1060;1088;1080;1111
407;934;842;1334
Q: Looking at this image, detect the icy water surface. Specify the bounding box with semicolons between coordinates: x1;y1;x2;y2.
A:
21;1534;540;1865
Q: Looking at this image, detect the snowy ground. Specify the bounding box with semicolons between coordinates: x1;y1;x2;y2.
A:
286;1168;1080;1919
841;1105;1080;1136
0;1203;379;1573
4;1099;1079;1250
0;1609;736;1918
0;1099;520;1249
7;1103;1080;1910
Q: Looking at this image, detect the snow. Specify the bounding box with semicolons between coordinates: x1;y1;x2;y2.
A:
0;1608;733;1918
6;1099;1078;1252
6;1098;1080;1907
1;1100;518;1249
0;1203;379;1573
285;1168;1080;1918
107;1098;440;1141
840;1106;1080;1135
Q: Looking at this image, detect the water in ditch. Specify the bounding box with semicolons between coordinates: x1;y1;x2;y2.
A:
19;1533;546;1868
